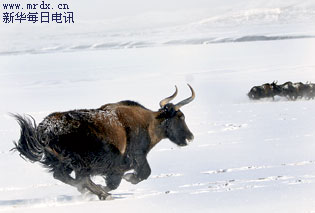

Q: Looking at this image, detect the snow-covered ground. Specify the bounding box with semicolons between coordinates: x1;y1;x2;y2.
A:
1;0;315;212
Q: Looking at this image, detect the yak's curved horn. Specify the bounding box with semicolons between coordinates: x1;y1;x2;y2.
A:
159;86;178;107
174;84;195;111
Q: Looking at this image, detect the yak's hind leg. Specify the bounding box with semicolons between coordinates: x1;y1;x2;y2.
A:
76;175;112;200
52;168;87;193
53;168;75;186
53;169;111;200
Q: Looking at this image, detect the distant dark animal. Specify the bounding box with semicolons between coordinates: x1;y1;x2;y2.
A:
293;82;308;99
301;82;315;100
249;81;315;101
248;81;281;100
247;85;266;100
280;81;311;100
12;85;195;200
269;81;282;97
280;81;296;100
308;83;315;99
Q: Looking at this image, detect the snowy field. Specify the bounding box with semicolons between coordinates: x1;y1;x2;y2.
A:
1;0;315;212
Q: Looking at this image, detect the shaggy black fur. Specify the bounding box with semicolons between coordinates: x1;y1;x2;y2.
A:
12;115;43;162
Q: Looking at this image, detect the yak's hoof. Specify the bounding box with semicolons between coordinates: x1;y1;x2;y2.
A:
123;173;140;184
98;193;113;201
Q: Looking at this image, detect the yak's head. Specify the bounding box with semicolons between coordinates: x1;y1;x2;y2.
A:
271;81;282;95
157;84;195;147
247;87;259;99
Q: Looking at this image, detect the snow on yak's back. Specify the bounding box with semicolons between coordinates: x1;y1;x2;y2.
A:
12;85;195;200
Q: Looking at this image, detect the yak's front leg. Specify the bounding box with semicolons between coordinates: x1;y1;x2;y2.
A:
123;155;151;184
103;172;124;192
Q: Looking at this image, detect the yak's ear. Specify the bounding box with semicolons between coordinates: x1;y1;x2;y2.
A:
157;103;177;119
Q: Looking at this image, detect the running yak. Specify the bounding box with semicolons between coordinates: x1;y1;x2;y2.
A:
247;81;281;100
12;85;195;200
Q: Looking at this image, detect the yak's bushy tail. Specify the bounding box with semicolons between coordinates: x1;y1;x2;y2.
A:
12;114;44;162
